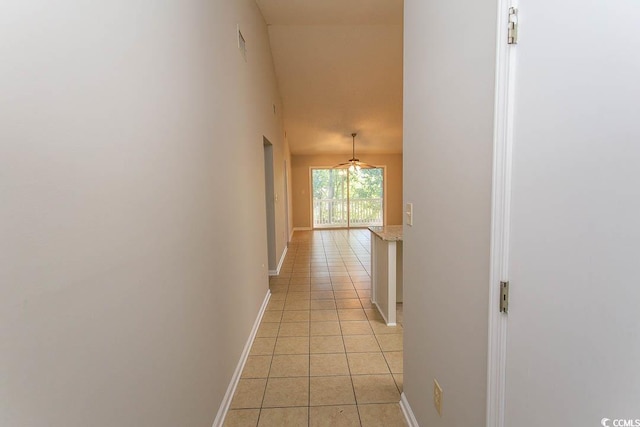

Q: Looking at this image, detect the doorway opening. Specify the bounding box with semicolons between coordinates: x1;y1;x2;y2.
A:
263;138;276;272
311;167;384;228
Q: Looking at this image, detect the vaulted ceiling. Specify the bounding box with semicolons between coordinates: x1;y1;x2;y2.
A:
256;0;404;155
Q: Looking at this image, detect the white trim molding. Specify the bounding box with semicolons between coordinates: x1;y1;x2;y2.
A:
486;1;517;426
399;393;419;427
211;290;271;427
269;246;288;276
292;227;311;232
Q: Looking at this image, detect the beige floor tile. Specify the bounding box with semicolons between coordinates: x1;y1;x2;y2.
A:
278;322;310;337
266;300;285;311
347;353;390;375
353;282;371;290
352;375;401;404
359;299;375;309
310;376;356;406
287;291;311;301
257;322;280;338
241;355;272;378
291;272;311;278
269;284;289;294
270;292;286;301
311;283;333;291
363;309;383;322
270;354;309;378
250;338;276;356
392;374;403;393
343;335;381;353
356;290;371;299
310;300;337;310
284;300;311;311
309;405;360;427
310;353;350;376
338;309;367;321
383;352;403;374
334;290;359;299
262;310;283;323
289;285;311;292
224;409;260;427
274;336;309;355
310;277;332;285
310;321;341;336
357;403;407;426
340;321;373;336
375;334;403;352
282;310;310;322
335;299;362;309
370;321;403;335
310;335;345;354
310;291;335;300
330;272;350;277
310;310;339;321
311;274;331;281
230;378;267;409
262;377;309;408
332;283;355;290
258;407;308;427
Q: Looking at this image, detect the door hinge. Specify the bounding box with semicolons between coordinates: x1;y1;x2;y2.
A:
500;281;510;313
508;7;519;45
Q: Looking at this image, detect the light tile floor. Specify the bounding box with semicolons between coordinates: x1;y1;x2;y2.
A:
225;229;406;427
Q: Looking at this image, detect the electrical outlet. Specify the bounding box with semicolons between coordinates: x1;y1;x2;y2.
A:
433;379;443;416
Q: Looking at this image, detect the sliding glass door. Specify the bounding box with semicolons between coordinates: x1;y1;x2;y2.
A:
311;168;383;228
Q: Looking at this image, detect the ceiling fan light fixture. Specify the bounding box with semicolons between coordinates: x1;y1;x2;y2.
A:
333;133;376;170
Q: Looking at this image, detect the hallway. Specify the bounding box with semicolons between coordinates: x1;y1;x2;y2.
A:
225;230;406;426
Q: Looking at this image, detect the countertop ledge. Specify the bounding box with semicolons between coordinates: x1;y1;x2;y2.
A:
368;225;403;241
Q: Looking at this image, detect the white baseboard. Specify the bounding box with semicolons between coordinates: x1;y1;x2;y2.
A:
372;301;396;327
268;246;288;276
400;392;419;427
211;290;271;427
292;227;311;232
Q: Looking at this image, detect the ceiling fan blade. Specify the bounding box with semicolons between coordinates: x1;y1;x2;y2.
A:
332;162;352;169
356;162;378;169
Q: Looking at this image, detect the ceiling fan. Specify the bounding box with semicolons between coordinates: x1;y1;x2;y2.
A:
333;133;376;171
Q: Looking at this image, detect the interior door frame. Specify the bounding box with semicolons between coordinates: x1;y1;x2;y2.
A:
263;137;277;273
309;165;387;229
486;1;518;426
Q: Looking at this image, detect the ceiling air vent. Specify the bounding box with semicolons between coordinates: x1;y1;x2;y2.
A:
237;26;246;61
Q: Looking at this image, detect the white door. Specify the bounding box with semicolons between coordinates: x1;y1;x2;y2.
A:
504;1;640;425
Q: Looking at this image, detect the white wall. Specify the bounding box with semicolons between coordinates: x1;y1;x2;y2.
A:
0;1;287;425
403;0;497;425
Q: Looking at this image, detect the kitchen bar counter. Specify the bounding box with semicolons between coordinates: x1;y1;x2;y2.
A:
369;225;403;326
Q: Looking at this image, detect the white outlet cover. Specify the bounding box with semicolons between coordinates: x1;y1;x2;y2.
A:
433;379;443;416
